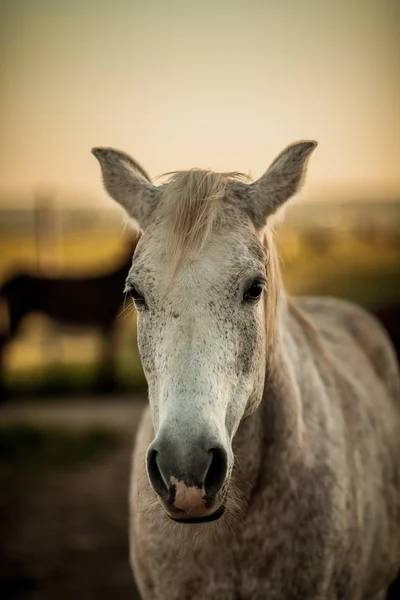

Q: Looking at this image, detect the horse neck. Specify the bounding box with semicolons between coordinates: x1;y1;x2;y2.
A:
232;292;305;498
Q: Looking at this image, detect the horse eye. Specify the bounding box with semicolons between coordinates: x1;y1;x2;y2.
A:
129;286;146;307
244;281;264;302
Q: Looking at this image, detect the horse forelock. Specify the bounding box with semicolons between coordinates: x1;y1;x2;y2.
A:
157;169;251;273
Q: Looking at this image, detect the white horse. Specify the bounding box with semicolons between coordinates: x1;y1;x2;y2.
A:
93;141;400;599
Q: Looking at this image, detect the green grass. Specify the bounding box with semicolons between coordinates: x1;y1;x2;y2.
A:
297;269;400;309
0;422;120;470
281;233;400;309
3;359;147;399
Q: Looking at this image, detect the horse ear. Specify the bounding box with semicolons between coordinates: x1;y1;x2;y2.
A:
249;141;317;228
92;147;157;227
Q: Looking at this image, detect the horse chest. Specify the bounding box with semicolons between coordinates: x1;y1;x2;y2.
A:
139;524;330;600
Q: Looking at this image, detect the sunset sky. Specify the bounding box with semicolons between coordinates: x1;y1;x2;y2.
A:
0;0;399;206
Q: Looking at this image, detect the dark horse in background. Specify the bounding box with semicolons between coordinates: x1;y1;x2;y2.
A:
0;234;139;398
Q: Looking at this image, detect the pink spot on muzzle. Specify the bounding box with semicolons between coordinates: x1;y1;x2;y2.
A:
170;476;205;511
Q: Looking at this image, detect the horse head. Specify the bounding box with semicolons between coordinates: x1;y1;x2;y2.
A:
93;141;316;523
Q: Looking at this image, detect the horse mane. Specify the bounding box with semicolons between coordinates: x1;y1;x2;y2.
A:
263;227;281;350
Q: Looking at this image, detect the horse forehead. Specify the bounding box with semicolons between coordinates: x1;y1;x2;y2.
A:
133;226;264;284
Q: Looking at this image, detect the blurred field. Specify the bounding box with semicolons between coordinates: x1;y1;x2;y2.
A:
0;399;144;600
279;229;400;306
0;233;123;274
0;422;119;469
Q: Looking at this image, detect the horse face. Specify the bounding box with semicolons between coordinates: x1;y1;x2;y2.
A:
126;223;267;522
93;140;316;522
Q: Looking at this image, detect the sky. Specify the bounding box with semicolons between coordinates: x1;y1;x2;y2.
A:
0;0;399;206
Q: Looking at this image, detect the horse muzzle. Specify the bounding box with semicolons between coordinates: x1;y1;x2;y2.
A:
146;434;230;523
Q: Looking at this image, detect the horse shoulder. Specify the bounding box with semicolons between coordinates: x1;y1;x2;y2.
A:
285;296;400;593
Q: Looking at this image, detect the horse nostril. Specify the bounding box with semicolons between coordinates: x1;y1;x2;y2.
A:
147;449;168;498
205;446;228;497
